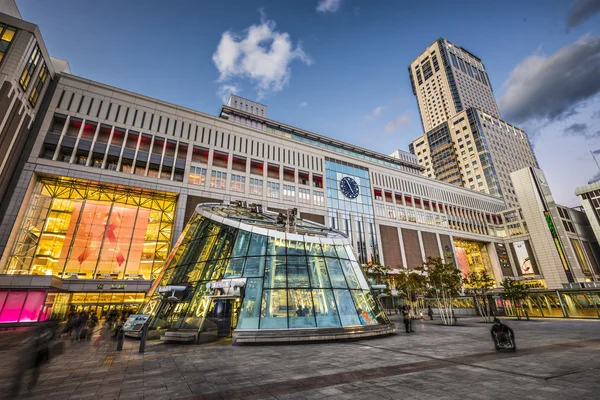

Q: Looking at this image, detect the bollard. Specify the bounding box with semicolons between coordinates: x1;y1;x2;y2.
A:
116;328;124;351
139;322;148;353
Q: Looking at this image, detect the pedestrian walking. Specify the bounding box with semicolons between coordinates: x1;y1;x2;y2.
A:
427;305;434;320
73;311;89;341
402;305;411;333
11;321;58;397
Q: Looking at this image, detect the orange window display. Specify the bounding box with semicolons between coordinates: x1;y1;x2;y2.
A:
4;177;177;280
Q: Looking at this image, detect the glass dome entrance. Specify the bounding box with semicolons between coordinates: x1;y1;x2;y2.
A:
142;203;394;343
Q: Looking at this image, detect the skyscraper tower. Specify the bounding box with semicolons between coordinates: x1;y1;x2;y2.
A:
408;38;538;208
408;38;500;132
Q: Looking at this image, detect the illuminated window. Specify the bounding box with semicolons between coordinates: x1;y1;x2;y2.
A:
230;174;246;193
19;44;42;91
283;184;295;201
4;177;176;280
313;191;324;207
0;23;17;66
188;166;206;185
28;62;49;106
249;178;263;196
266;181;280;199
210;170;227;190
298;187;310;204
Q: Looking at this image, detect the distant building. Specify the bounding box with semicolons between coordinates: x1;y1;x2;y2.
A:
410;108;538;208
408;38;499;133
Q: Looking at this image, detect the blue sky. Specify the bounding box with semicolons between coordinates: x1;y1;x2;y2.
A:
17;0;600;206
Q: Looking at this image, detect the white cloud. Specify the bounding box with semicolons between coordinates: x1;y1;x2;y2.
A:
217;84;241;104
499;35;600;125
317;0;342;13
365;105;386;120
384;114;411;133
299;101;308;107
212;13;312;99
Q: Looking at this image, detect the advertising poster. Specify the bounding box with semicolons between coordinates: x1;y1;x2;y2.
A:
513;241;533;274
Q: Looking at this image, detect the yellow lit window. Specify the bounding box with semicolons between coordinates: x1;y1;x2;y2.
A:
0;24;17;66
20;44;42;91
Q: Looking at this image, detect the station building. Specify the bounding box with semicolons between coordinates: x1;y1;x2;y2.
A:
1;4;600;324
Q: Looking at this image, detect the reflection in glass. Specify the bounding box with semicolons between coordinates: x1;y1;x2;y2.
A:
340;260;361;289
325;258;348;288
288;289;316;328
264;256;286;288
308;257;331;288
224;258;245;278
312;289;341;327
267;237;287;256
247;233;267;256
243;257;265;277
260;289;288;328
238;278;262;329
334;289;360;326
287;257;310;287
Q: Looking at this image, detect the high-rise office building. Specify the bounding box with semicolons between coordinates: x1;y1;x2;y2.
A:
408;38;499;133
408;38;537;208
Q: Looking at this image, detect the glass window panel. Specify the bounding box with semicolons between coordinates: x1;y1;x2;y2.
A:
263;256;286;288
321;243;338;257
231;230;251;258
333;289;360;326
247;233;267;256
308;257;331;288
325;258;348;288
224;258;245;278
340;260;361;289
286;240;306;256
288;289;316;328
305;242;323;257
345;245;357;261
312;289;341;327
259;289;288;329
351;261;370;290
242;257;265;278
267;236;287;256
335;245;349;259
350;290;382;325
287;256;310;287
237;278;262;329
0;291;27;323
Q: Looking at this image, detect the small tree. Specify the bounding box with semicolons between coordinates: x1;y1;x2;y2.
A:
420;257;463;326
464;269;496;322
501;277;530;320
395;269;427;310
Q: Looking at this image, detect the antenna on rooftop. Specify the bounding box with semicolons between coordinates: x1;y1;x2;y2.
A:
592;150;600;174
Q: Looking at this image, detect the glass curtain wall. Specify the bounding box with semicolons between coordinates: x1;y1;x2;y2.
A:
324;159;378;264
4;177;177;279
144;212;387;331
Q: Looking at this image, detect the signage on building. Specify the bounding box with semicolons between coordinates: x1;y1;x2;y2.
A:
96;284;128;290
206;278;246;297
544;211;574;282
122;314;150;332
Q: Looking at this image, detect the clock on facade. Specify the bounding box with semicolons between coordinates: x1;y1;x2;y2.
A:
339;177;360;199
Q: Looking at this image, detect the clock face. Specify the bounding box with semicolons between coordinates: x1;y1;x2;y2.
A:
339;177;360;199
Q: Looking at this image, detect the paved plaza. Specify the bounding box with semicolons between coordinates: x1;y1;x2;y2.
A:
1;315;600;399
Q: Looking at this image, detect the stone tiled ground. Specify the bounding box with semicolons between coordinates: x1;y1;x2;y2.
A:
1;315;600;399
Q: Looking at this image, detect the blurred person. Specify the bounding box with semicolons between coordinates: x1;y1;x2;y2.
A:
73;311;89;342
11;321;58;397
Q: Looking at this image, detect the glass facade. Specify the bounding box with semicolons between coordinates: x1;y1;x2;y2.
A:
4;177;177;280
143;205;390;337
453;238;493;278
325;158;378;264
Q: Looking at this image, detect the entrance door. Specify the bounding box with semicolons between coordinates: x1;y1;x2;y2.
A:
207;299;233;337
